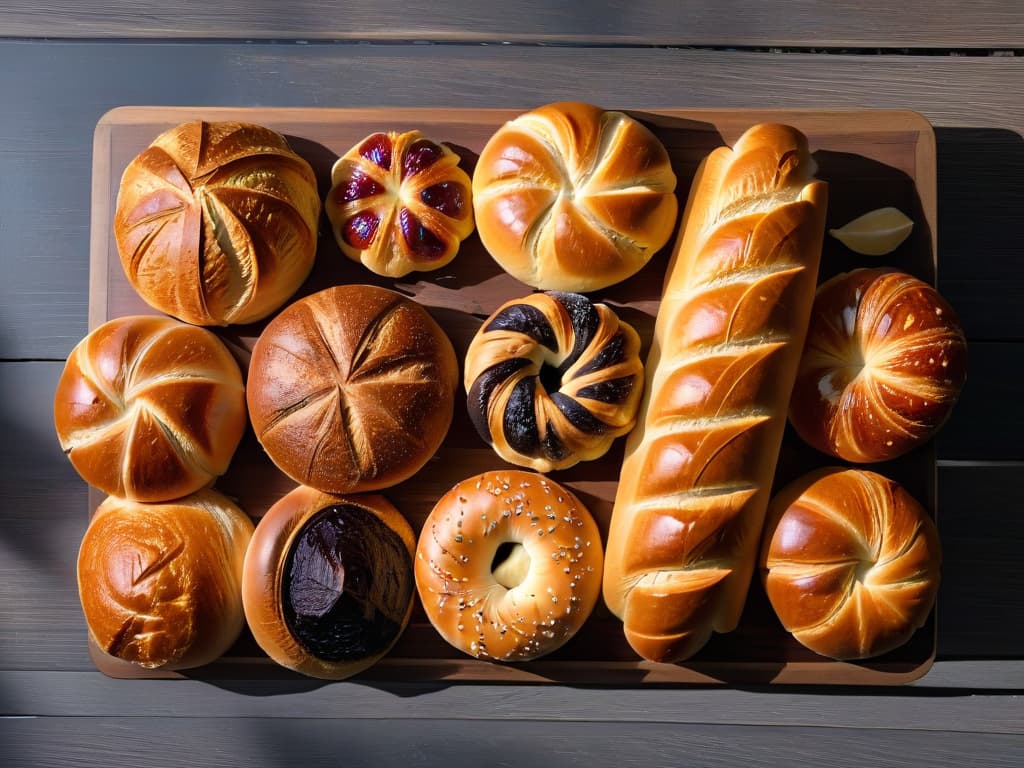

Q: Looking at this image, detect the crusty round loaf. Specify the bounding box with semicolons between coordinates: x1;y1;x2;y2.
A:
78;490;254;670
242;485;416;679
246;285;458;494
464;291;645;472
54;315;247;502
415;470;603;662
326;130;475;277
789;268;968;463
472;102;678;292
759;467;941;660
114;120;321;326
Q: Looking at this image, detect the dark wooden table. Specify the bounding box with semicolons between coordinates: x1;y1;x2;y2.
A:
1;3;1022;765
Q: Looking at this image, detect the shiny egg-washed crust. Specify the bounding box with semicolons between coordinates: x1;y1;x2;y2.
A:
242;485;415;680
246;285;458;494
77;490;253;670
326;130;475;278
789;268;968;463
759;468;941;660
472;102;678;292
415;470;603;662
115;120;321;326
54;315;247;502
464;291;645;472
602;124;828;663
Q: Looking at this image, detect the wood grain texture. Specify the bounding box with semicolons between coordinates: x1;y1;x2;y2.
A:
1;43;1021;360
2;717;1023;768
1;1;1022;47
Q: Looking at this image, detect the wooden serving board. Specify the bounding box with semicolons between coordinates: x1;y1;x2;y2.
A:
89;106;938;685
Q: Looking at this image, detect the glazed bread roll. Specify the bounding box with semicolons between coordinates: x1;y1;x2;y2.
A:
472;102;678;292
464;291;645;472
246;285;458;494
242;485;415;679
78;490;253;670
415;470;603;661
54;315;247;502
760;468;941;660
602;124;828;662
115;120;320;326
789;268;968;463
326;130;475;277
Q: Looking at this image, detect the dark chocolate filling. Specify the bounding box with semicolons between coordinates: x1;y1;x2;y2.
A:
484;303;557;351
466;358;531;443
281;504;412;664
549;292;600;376
502;376;541;456
576;375;636;405
574;331;629;378
551;392;608;435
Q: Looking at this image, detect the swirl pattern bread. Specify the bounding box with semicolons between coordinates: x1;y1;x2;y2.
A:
464;291;644;472
54;315;247;502
78;490;254;670
472;102;678;291
789;268;968;463
246;285;458;494
115;120;320;326
602;124;828;662
326;130;475;277
760;468;941;660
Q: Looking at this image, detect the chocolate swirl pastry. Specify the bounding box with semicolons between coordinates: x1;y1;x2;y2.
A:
464;291;644;472
326;130;475;277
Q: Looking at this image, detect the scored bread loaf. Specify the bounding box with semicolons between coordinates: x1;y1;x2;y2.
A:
602;124;828;662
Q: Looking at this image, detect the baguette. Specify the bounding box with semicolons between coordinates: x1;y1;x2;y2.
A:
602;124;828;662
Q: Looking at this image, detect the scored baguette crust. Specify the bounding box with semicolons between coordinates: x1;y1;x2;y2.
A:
602;124;828;662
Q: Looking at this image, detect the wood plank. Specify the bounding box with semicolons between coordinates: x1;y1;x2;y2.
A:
1;43;1021;360
2;362;1019;675
1;1;1022;47
1;717;1023;768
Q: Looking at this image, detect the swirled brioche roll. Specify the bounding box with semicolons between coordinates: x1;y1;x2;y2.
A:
602;124;828;662
464;291;644;472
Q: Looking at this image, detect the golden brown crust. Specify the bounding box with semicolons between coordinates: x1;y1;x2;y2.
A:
53;315;246;502
463;291;645;472
472;102;678;292
415;470;603;661
114;120;320;326
241;485;415;679
789;268;968;463
246;285;458;494
77;490;253;670
325;130;475;277
759;468;941;660
602;123;828;662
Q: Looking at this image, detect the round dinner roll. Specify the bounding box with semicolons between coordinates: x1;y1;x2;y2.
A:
464;291;645;472
54;315;247;502
78;490;254;670
760;468;941;660
472;101;678;292
415;470;603;662
789;268;968;463
242;485;416;679
115;120;320;326
246;285;458;494
326;129;475;277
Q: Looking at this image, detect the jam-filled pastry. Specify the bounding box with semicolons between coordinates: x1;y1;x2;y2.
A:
326;130;475;277
464;291;644;472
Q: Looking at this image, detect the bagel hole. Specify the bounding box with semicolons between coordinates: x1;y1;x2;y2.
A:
491;542;531;590
537;362;564;395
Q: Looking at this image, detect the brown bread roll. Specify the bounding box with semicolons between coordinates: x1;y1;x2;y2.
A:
472;102;678;292
415;470;603;661
242;485;415;679
325;130;475;277
114;120;320;326
78;490;253;670
54;315;247;502
760;468;941;660
789;268;968;463
463;291;645;472
602;124;828;662
246;285;458;494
